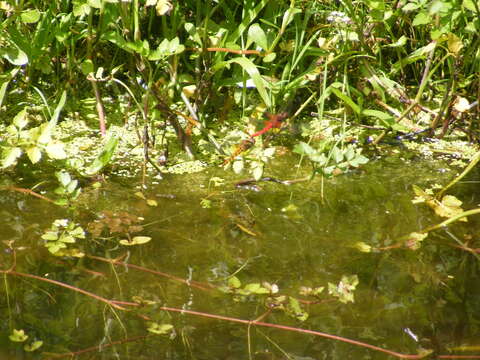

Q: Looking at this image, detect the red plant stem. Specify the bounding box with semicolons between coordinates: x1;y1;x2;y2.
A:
88;255;215;291
2;270;126;310
43;335;152;358
158;306;431;359
3;186;56;204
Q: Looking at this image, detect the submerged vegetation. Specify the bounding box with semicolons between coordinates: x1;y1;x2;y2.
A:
1;0;480;358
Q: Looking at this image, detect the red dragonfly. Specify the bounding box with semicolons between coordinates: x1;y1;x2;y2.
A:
250;111;289;138
223;111;289;165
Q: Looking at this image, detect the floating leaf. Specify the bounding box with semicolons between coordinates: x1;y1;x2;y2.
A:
24;340;43;352
328;275;358;304
228;276;242;289
147;199;158;207
286;297;309;321
404;232;428;250
147;322;174;335
9;329;28;342
354;242;372;253
243;283;269;295
119;236;152;246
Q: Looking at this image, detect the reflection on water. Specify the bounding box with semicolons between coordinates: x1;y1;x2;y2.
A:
1;155;479;359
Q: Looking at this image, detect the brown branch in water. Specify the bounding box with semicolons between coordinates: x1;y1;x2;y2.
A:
0;270;126;310
158;306;429;359
2;186;57;204
87;255;215;291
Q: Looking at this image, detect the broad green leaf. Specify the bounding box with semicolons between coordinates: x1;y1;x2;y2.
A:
147;322;173;335
24;341;43;352
41;231;59;241
227;57;271;108
248;23;268;50
354;242;372;253
73;2;91;17
80;59;94;75
281;7;302;30
330;87;360;114
45;142;67;159
87;0;102;9
119;236;152;246
463;0;479;11
26;147;42;164
85;136;118;175
9;329;28;342
1;45;28;66
293;141;316;156
71;226;85;238
413;11;431;26
447;33;463;54
13;108;28;129
232;160;244;173
21;9;41;23
56;171;71;187
263;52;276;63
252;163;264;180
156;0;173;16
147;199;158;207
404;232;428;250
387;35;407;48
59;234;75;243
228;276;242;289
243;283;269;294
287;297;309;321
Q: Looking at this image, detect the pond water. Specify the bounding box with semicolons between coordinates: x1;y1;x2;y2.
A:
1;154;480;359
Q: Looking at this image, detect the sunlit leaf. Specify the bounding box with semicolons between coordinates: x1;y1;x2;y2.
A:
13;108;28;129
1;44;28;66
412;11;431;26
24;340;43;352
447;33;463;55
41;231;59;241
228;276;241;289
85;136;118;175
328;275;358;303
404;232;428;250
263;52;276;63
56;171;71;187
9;329;28;342
248;23;268;50
156;0;173;16
2;147;22;168
286;297;309;321
252;163;263;180
119;236;152;246
226;57;271;108
147;199;158;207
232;160;244;174
353;242;372;253
147;322;174;334
26;147;42;164
21;9;41;23
243;283;269;294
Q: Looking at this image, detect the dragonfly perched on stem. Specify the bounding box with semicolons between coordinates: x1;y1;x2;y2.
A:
223;111;289;165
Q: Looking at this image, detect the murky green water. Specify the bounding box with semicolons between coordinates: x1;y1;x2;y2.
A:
1;154;480;359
